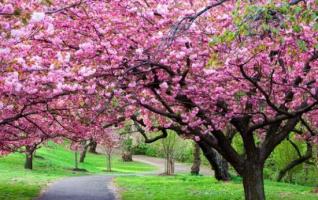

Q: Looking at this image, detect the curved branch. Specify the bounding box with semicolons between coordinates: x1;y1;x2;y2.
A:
276;142;312;181
287;137;302;158
133;120;168;143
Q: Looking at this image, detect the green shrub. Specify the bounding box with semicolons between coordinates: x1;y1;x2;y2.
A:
132;143;149;155
145;146;158;157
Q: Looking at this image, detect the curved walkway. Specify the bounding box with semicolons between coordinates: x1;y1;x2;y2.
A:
37;155;214;200
37;175;116;200
133;155;214;176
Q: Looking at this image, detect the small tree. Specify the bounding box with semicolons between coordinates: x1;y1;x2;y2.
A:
100;131;119;172
70;142;86;171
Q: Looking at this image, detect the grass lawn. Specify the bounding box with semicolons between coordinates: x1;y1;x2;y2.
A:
115;175;318;200
0;142;156;200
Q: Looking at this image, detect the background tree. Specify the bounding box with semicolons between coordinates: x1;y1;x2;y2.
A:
100;130;119;172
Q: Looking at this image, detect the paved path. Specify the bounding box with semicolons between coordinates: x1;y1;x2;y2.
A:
37;175;116;200
37;155;214;200
133;155;214;176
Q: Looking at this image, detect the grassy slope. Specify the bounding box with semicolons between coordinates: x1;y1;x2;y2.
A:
0;143;156;200
116;175;318;200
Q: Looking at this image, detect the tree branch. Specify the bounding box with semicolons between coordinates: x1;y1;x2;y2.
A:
133;120;168;143
276;142;312;181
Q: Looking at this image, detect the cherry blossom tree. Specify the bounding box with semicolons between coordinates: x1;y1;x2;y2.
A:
94;1;317;199
99;129;119;172
118;1;318;199
1;1;318;200
0;0;110;154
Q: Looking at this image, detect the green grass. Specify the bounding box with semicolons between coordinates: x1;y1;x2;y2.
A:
0;142;156;200
115;175;318;200
2;143;317;200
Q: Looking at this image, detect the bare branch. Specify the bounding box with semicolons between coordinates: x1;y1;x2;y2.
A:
133;119;168;143
161;0;229;47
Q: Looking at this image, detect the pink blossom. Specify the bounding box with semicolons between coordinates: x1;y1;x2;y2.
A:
194;136;200;142
30;12;46;23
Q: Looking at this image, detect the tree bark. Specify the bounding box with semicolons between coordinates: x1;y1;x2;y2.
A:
242;163;265;200
191;143;201;175
198;142;230;181
24;146;35;170
74;151;79;169
89;141;98;154
79;143;90;163
106;154;112;172
165;154;175;175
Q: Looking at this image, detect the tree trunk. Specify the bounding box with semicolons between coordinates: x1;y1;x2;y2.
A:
24;146;34;170
79;144;89;163
214;152;230;180
198;142;230;181
89;141;98;154
242;163;265;200
165;154;174;175
106;154;112;172
74;151;79;169
191;143;201;175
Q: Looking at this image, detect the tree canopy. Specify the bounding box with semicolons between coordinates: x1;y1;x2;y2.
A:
0;0;317;199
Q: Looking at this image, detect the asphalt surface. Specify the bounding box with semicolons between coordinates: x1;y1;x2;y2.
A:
36;155;214;200
133;155;214;176
37;175;116;200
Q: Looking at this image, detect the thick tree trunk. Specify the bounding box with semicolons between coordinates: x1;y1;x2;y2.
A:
79;144;89;163
198;142;230;181
89;141;98;154
191;143;201;175
242;163;265;200
24;146;34;170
